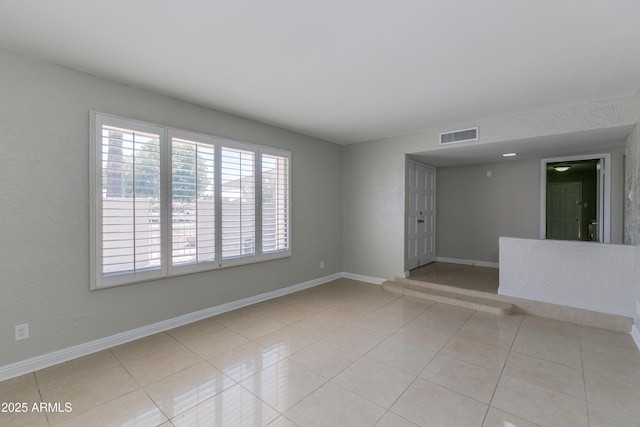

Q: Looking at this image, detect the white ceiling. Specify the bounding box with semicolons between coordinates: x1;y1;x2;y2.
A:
1;1;639;146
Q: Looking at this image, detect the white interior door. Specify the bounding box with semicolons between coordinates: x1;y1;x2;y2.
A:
407;161;435;270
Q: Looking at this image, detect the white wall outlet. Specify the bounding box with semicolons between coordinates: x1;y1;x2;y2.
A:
320;261;325;269
15;323;29;341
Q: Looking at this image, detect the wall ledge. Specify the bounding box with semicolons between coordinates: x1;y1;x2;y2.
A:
499;237;636;318
342;272;386;285
435;257;499;269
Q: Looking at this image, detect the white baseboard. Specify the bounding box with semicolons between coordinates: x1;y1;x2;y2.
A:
0;272;346;382
435;257;499;269
632;325;640;353
341;272;386;285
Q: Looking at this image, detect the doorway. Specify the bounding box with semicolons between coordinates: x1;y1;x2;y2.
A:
546;181;583;240
541;155;609;242
405;160;435;271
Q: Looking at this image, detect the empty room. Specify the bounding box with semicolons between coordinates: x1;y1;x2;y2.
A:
1;1;640;426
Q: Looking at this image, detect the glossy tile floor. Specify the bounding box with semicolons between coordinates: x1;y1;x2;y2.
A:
410;262;499;294
2;278;639;426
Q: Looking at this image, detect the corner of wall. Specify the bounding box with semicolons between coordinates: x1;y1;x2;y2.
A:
635;245;640;352
633;324;640;352
628;119;640;351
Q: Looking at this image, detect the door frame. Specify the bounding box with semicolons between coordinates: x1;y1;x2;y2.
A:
540;153;611;243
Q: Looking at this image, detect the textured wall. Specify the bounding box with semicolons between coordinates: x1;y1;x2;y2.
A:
636;247;640;341
636;246;640;340
0;49;343;366
499;237;636;317
624;105;640;343
625;125;640;244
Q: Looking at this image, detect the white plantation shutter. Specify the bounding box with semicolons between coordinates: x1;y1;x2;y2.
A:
91;113;291;289
221;145;256;261
262;150;290;254
171;135;216;269
93;115;166;288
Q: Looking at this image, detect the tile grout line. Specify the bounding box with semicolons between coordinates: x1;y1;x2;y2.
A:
252;289;403;426
578;328;593;427
480;310;524;426
109;334;219;425
31;372;51;427
111;346;168;425
37;349;142;426
375;301;476;424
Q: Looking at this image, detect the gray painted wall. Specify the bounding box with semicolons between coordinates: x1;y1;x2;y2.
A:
436;159;541;263
0;49;343;366
342;140;406;280
435;152;626;264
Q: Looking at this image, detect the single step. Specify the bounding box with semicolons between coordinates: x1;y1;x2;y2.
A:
382;279;514;316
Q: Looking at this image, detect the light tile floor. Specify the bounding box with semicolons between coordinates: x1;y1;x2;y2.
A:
410;262;499;294
1;278;639;426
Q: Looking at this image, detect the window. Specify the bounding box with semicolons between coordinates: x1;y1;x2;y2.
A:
170;133;216;269
91;113;291;289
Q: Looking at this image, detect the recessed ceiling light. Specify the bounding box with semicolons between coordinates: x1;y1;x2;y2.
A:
554;165;570;172
502;153;517;157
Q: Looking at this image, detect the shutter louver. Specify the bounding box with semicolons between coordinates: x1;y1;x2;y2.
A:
221;146;255;260
262;153;289;253
171;138;215;267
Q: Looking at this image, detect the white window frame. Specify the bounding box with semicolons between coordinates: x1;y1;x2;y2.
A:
90;112;291;289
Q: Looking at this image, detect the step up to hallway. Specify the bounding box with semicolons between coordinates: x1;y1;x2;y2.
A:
382;278;514;316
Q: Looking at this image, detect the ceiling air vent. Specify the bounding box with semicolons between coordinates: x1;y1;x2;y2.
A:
439;127;479;145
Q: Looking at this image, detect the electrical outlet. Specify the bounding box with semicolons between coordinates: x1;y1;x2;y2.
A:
320;261;325;269
15;323;29;341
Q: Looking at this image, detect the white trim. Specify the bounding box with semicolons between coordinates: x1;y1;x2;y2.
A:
632;325;640;353
435;256;499;269
341;272;386;285
0;272;344;382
